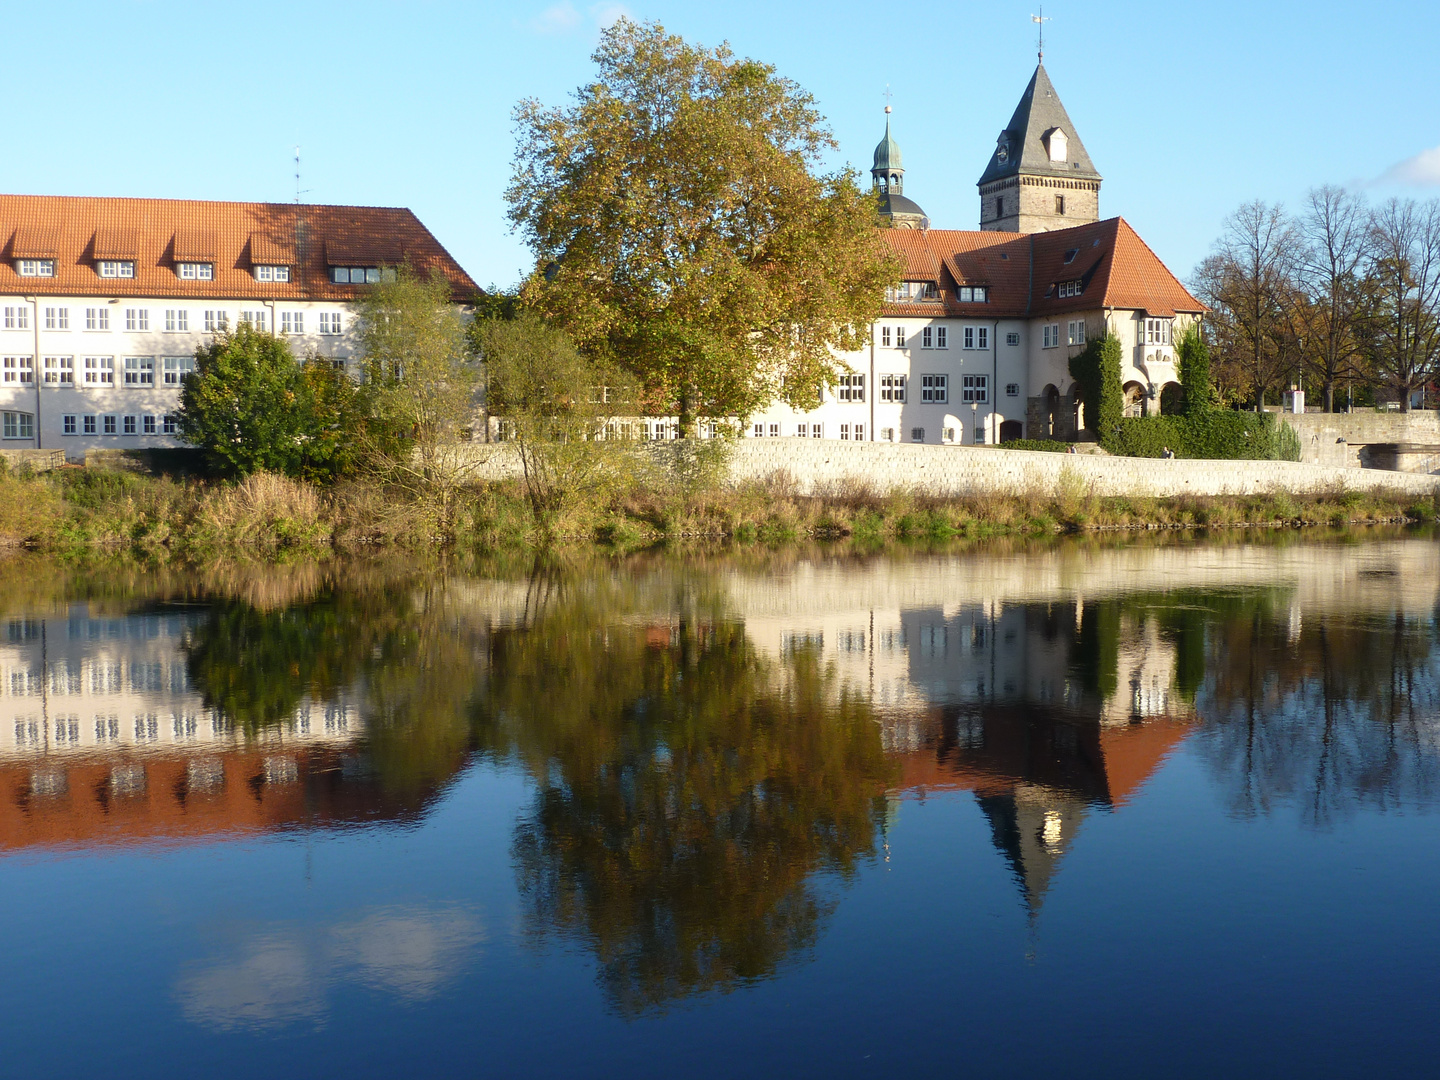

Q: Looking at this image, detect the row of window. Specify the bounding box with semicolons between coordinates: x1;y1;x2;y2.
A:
750;423;868;440
21;259;297;284
885;283;992;304
3;356;196;386
59;414;178;437
1041;320;1088;349
1;306;342;335
878;326;1025;349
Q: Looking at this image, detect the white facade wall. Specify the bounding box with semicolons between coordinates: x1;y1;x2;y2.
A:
0;293;361;458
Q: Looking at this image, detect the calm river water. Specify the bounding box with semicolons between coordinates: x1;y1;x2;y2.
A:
2;535;1439;1078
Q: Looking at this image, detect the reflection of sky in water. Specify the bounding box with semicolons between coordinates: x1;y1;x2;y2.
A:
3;540;1440;1077
178;907;486;1030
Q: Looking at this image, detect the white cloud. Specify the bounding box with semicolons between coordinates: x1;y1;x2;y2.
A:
1376;145;1440;187
589;2;634;27
530;1;583;34
525;1;633;35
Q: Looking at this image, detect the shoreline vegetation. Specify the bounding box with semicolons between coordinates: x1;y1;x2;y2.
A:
1;456;1435;561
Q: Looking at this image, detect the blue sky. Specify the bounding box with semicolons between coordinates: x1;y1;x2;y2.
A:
6;1;1439;290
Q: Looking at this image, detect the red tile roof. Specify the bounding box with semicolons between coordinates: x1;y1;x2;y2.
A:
878;217;1203;319
0;194;479;302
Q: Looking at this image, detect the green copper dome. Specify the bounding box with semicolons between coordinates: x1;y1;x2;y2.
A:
873;113;903;172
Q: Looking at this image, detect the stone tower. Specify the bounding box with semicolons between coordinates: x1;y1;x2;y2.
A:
977;64;1101;233
873;107;928;230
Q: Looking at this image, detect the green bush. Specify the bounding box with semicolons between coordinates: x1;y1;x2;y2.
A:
1069;333;1123;444
1109;411;1301;460
992;439;1071;453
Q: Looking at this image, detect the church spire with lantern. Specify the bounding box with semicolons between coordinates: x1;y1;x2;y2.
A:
872;103;928;231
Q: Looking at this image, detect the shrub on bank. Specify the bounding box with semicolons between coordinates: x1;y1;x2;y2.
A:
1108;411;1301;461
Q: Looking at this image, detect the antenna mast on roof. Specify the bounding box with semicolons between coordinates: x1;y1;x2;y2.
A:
1032;8;1049;63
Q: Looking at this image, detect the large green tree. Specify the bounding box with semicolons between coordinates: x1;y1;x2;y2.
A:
508;19;900;433
177;323;357;480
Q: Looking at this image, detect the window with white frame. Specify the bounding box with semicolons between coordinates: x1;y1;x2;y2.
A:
881;427;895;442
122;415;137;435
162;357;194;385
125;309;148;332
176;262;213;280
203;310;228;333
62;414;77;436
43;356;73;385
880;326;891;347
318;312;342;335
963;325;975;349
1006;331;1020;346
1068;319;1086;346
838;373;865;402
162;415;178;435
85;308;109;331
962;374;988;403
102;415;117;435
1042;323;1060;348
840;423;852;440
123;357;155;387
752;423;764;438
955;286;989;303
974;424;986;444
281;312;304;334
962;325;990;349
98;260;135;279
142;415;157;435
922;326;933;348
885;281;938;302
880;374;907;402
936;325;948;348
1006;382;1019;397
253;265;290;283
2;411;34;439
921;374;947;403
240;310;267;330
3;306;29;330
854;423;864;441
2;356;34;384
1057;280;1083;298
83;357;115;386
164;310;188;332
1142;317;1172;345
17;259;55;277
83;415;97;435
911;427;925;442
811;423;823;438
331;266;396;284
44;307;69;331
896;326;906;347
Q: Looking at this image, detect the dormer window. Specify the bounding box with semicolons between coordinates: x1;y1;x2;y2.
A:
177;262;213;281
1045;128;1068;163
956;286;989;303
98;260;135;279
254;264;290;283
1058;280;1084;298
17;259;55;278
1063;248;1079;264
331;266;396;284
885;281;937;302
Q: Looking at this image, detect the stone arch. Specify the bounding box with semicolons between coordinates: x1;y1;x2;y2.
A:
1041;383;1060;436
999;419;1023;443
1066;382;1085;433
1159;381;1185;416
1122;381;1147;418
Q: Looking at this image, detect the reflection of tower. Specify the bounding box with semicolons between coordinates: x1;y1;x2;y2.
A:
977;783;1087;917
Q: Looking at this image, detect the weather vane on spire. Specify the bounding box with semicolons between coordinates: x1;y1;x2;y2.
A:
1032;8;1049;63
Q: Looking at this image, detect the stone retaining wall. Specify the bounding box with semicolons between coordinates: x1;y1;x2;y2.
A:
1284;412;1440;468
468;439;1440;498
0;449;66;473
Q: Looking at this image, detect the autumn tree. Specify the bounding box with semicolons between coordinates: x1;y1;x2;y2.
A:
1363;198;1440;411
1194;201;1301;408
353;266;481;522
507;19;901;434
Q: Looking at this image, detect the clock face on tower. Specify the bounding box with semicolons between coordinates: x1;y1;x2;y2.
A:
996;135;1009;163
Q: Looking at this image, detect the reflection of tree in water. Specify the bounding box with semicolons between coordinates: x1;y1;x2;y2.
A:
472;572;895;1016
182;577;479;800
1197;599;1440;825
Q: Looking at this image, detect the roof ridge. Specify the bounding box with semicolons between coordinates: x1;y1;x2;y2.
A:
0;193;418;214
1105;216;1205;312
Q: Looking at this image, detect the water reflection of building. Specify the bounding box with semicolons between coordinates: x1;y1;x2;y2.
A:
0;607;415;853
744;587;1199;916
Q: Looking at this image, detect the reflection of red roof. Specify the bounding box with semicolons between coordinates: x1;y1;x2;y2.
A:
879;218;1204;319
0;747;435;854
891;706;1196;807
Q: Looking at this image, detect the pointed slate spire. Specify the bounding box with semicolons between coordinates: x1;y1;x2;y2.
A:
978;63;1101;187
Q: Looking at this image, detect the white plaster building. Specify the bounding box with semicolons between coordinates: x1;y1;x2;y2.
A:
0;196;476;457
744;62;1204;446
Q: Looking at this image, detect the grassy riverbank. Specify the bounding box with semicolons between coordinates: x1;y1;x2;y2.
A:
1;460;1436;558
